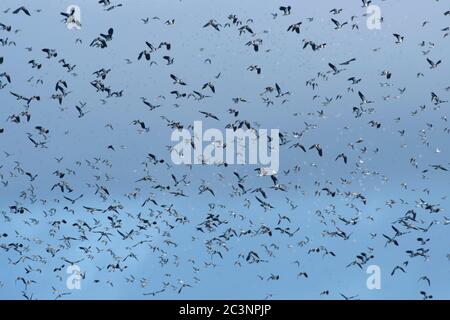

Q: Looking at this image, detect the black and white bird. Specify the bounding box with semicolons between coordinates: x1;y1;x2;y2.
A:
393;33;405;43
426;58;441;69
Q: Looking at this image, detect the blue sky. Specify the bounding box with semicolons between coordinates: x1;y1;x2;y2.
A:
0;0;449;299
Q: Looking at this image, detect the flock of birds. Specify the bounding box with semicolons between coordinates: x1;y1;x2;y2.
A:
0;1;449;300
